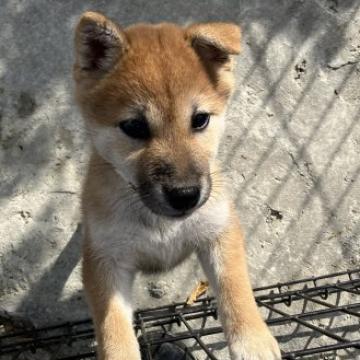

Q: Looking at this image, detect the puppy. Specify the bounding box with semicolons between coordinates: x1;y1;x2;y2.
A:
73;11;281;360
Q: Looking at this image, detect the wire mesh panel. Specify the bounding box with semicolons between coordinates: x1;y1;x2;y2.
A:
1;269;359;359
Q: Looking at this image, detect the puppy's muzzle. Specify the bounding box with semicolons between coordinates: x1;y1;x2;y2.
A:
163;185;200;212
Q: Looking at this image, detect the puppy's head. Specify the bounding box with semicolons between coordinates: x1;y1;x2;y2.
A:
74;12;241;218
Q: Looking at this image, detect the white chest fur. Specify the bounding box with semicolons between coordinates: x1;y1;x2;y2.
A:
86;194;230;273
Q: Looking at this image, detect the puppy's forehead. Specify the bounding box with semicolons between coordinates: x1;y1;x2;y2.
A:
118;24;215;107
124;23;202;79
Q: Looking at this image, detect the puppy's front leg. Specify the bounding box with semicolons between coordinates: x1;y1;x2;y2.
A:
83;246;140;360
198;217;281;360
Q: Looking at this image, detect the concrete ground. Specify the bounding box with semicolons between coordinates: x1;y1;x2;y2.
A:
0;0;359;348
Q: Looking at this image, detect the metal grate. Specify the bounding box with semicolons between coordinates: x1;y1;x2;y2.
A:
1;269;359;359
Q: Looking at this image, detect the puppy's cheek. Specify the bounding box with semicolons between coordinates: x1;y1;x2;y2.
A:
197;114;224;160
91;126;139;185
202;134;221;163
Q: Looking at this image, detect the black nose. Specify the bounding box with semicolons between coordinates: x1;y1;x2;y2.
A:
164;186;201;212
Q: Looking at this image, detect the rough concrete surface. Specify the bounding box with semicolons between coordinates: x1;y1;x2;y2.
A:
0;0;359;356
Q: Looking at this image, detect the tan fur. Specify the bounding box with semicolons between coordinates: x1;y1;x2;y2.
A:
83;241;140;359
74;11;280;360
198;209;281;359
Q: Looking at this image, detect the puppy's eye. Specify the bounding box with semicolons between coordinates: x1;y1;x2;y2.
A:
192;112;210;131
119;117;150;140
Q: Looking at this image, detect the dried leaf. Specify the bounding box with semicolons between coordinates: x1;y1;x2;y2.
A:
186;280;209;305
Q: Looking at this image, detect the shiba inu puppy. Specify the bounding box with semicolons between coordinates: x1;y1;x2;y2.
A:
73;11;281;360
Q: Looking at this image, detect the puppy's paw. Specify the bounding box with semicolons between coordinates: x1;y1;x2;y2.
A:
229;327;281;360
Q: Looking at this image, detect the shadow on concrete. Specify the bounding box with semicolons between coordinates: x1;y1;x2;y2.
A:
16;224;84;324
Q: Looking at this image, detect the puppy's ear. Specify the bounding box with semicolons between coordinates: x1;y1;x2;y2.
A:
185;23;241;62
74;11;127;76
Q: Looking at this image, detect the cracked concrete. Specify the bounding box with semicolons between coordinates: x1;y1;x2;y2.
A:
0;0;359;355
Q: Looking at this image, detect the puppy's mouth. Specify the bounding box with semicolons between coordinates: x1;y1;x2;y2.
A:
137;177;212;218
